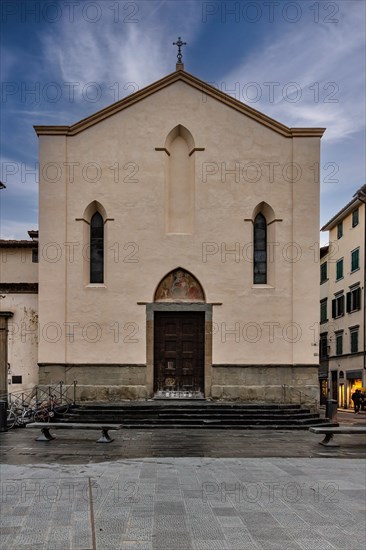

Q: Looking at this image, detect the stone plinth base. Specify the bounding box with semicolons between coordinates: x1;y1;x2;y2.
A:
38;363;148;402
38;363;319;407
211;364;319;409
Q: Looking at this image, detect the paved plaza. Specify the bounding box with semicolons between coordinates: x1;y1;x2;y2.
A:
0;410;365;549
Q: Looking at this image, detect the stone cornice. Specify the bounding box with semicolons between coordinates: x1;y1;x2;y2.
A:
34;70;326;139
0;283;38;294
0;240;38;248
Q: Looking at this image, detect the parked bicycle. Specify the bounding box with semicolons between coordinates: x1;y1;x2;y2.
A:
7;399;38;429
33;395;69;422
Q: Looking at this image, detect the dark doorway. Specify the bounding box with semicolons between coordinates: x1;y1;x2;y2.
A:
331;370;338;402
154;312;204;396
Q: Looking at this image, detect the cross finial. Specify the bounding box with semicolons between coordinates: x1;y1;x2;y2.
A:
173;37;186;70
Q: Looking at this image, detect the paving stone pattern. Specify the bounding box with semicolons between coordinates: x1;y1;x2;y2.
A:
1;457;365;550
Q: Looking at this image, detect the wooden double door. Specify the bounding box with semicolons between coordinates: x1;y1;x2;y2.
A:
154;312;205;394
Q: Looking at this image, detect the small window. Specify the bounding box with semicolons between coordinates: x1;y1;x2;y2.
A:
350;328;359;353
335;333;343;355
339;370;344;378
320;262;327;284
337;222;343;239
336;258;343;280
347;286;361;313
32;249;38;263
352;208;359;227
320;299;328;323
253;213;267;284
332;294;344;318
12;375;22;384
90;212;104;284
351;248;359;272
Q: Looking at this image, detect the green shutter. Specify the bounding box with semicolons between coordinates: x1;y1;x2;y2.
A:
355;287;361;310
351;249;359;271
336;259;343;280
346;292;351;313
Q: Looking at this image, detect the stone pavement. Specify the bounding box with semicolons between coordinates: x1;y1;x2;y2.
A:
0;410;365;550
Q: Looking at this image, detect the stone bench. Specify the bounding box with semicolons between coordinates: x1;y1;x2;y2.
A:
27;422;122;443
309;426;366;447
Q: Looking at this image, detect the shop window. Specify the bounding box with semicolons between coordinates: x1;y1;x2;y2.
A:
351;248;359;272
336;258;343;280
320;299;328;324
346;286;361;313
350;328;359;353
352;208;359;227
337;222;343;239
332;293;344;318
320;262;327;284
12;375;22;384
335;332;343;355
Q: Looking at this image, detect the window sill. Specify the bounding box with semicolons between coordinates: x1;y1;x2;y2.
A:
335;277;344;282
251;284;274;289
350;267;360;274
320;279;329;285
85;284;106;289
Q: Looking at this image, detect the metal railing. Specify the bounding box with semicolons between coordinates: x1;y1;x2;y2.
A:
2;380;78;409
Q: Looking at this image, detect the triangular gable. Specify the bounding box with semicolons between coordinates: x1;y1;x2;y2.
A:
34;69;325;138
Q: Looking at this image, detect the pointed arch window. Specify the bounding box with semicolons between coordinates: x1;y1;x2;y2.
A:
90;212;104;283
253;213;267;284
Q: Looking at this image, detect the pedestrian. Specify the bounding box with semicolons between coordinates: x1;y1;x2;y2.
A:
351;389;361;414
360;392;366;412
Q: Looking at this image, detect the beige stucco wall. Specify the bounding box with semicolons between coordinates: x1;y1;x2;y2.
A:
0;246;39;394
1;293;38;394
0;247;38;283
38;80;321;402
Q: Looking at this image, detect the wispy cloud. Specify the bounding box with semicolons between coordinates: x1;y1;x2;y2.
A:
222;4;365;142
40;1;203;108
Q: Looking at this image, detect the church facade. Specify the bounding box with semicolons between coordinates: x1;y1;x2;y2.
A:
30;67;325;405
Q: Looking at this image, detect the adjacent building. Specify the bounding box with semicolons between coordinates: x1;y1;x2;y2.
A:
0;231;39;395
320;185;366;407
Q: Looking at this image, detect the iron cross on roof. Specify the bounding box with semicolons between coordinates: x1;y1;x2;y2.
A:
173;37;187;67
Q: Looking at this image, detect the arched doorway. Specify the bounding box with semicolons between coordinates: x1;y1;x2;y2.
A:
152;268;207;398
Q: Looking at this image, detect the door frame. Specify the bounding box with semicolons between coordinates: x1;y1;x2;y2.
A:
146;303;213;398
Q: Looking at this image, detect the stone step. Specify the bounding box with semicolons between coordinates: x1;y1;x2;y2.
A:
65;412;319;421
72;402;304;410
61;403;329;430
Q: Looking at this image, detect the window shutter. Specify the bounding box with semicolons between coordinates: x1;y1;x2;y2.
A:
332;299;336;318
339;295;344;315
346;292;351;313
355;287;361;310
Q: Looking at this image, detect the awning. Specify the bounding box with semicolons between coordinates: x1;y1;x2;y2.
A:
346;370;363;379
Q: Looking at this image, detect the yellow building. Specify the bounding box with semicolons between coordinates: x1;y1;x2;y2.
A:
321;185;366;408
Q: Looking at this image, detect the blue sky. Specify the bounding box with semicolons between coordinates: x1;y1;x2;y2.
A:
1;0;365;243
